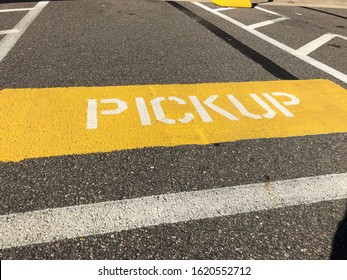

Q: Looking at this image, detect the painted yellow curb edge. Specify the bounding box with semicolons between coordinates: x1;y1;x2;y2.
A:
211;0;253;8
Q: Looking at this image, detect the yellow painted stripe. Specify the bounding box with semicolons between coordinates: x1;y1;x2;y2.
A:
211;0;252;8
1;79;347;162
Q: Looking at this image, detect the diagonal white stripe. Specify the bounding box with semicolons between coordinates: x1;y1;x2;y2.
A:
247;17;288;30
193;2;347;84
214;7;235;12
0;8;34;13
296;33;347;56
0;29;19;35
255;6;284;16
0;1;49;63
1;173;347;249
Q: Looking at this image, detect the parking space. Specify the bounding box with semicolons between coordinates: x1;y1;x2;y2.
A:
219;7;287;26
310;38;347;73
1;0;287;89
192;1;347;84
0;0;347;260
261;7;347;75
249;16;334;50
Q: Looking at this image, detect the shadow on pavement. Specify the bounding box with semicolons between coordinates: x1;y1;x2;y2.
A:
331;202;347;260
252;0;273;8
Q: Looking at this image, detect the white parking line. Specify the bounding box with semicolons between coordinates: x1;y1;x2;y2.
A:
214;7;235;12
255;6;284;16
1;172;347;249
247;17;288;30
296;33;347;56
0;1;49;63
193;2;347;84
0;8;34;13
0;29;19;35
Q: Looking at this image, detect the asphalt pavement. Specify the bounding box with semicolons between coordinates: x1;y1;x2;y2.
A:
0;0;346;260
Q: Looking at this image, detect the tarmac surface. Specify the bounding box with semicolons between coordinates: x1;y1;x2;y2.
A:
0;0;346;260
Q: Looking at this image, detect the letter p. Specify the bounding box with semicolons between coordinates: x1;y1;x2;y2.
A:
86;98;128;129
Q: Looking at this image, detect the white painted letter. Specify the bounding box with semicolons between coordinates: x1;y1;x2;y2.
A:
204;95;238;121
250;94;276;119
101;99;128;115
87;99;127;129
168;96;194;124
87;99;98;129
190;95;238;122
227;94;261;119
151;97;175;124
136;97;151;126
189;96;213;122
150;97;194;124
263;92;300;117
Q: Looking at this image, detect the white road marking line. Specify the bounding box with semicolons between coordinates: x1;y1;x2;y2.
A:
214;7;235;12
0;8;34;13
193;2;347;84
1;173;347;249
0;29;19;35
255;6;284;16
247;17;288;30
0;1;49;63
296;33;347;56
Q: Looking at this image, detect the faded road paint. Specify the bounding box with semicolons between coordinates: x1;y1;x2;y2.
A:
1;80;347;162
